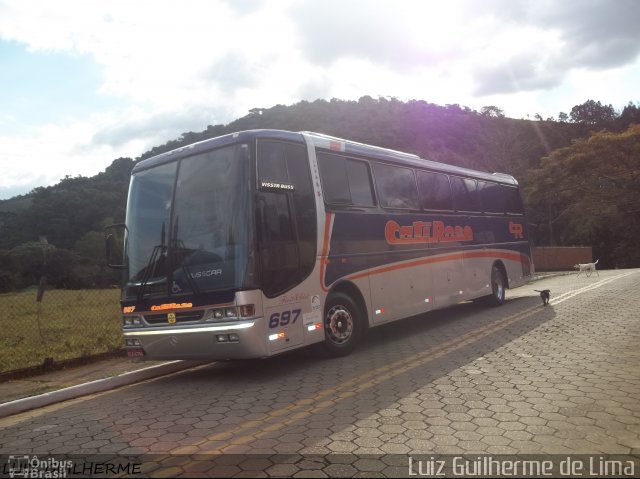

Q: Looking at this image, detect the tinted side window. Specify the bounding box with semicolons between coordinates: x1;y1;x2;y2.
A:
373;163;419;209
317;153;375;206
451;177;480;212
417;171;453;211
478;181;504;214
317;153;351;204
345;159;375;206
503;186;524;215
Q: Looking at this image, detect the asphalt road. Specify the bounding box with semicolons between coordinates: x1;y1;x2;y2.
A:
1;269;639;477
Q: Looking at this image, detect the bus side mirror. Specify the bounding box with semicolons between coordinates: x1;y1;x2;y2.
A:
105;223;127;269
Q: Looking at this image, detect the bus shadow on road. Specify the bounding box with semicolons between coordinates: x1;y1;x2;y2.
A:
169;295;547;385
362;295;544;351
157;294;558;432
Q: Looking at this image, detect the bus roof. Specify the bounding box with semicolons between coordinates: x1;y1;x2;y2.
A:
132;129;303;173
134;129;518;185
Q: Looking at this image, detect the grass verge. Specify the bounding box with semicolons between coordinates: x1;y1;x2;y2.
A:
0;289;122;372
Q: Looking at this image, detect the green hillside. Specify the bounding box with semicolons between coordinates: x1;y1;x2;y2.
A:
1;97;638;291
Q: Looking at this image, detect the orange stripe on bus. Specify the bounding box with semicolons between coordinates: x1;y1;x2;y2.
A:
345;250;526;283
319;213;333;292
463;250;523;262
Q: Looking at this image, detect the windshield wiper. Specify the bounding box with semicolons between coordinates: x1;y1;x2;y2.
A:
136;222;167;303
168;215;201;296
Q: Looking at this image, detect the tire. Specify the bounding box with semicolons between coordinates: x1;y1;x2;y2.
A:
321;292;362;357
483;265;506;306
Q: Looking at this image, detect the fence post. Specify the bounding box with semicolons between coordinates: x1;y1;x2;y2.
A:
36;276;46;303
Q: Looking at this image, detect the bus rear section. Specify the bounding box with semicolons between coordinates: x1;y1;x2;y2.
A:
312;132;531;334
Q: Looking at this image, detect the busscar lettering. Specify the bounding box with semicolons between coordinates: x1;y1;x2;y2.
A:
191;269;222;278
385;220;473;245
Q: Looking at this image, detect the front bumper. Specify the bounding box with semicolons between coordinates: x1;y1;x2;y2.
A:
123;318;268;360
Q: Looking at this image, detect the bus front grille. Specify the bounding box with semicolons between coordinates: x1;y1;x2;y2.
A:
144;310;205;325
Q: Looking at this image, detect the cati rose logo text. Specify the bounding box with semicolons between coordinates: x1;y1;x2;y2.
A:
385;220;473;245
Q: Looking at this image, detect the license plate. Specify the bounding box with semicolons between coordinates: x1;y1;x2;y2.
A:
127;347;145;358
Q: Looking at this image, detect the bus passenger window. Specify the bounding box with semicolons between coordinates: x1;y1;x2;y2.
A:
451;177;481;213
317;153;375;207
373;163;419;210
502;186;524;215
417;171;453;211
478;181;504;214
317;153;351;204
346;160;375;206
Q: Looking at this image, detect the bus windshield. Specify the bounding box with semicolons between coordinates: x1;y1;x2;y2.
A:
123;143;255;299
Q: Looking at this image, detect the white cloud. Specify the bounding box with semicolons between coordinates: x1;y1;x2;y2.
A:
0;115;141;190
0;0;639;199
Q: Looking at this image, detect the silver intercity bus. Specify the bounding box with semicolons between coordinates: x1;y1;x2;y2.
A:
107;130;532;360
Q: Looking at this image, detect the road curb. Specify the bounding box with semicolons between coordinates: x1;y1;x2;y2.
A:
0;360;208;419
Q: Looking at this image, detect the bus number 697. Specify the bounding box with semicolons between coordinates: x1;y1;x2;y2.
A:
268;309;302;328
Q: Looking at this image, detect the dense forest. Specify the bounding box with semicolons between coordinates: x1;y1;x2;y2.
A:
1;97;639;291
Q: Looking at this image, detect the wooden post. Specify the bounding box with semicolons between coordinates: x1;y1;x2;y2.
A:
36;276;46;302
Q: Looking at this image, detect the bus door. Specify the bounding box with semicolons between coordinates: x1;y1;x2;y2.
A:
256;138;317;353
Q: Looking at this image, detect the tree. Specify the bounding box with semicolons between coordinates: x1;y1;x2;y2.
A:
0;250;20;291
618;102;640;129
569;100;617;125
525;125;640;267
480;106;505;118
7;241;55;287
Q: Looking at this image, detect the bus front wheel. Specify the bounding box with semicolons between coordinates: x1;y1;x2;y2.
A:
322;292;362;357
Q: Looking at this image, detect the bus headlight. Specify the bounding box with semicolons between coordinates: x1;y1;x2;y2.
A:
123;316;143;328
203;305;255;322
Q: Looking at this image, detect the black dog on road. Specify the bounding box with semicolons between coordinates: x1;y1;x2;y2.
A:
535;289;551;306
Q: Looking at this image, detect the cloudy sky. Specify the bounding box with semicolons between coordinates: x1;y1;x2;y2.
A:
1;0;639;199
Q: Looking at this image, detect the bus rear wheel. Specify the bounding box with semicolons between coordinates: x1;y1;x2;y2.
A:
321;292;361;357
483;265;506;306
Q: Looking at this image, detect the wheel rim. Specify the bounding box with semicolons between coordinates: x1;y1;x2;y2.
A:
493;270;504;300
325;305;354;345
